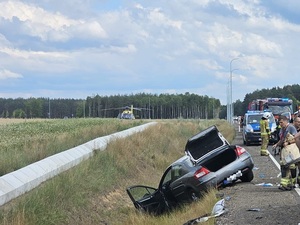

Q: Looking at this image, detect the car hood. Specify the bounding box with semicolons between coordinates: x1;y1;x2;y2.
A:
185;125;230;161
249;122;260;131
249;121;276;131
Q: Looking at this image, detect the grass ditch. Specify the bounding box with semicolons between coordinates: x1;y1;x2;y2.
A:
0;119;234;225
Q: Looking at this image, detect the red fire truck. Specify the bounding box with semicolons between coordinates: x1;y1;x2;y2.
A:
248;98;293;120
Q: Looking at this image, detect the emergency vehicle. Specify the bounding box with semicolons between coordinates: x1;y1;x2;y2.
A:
242;110;277;146
248;98;293;120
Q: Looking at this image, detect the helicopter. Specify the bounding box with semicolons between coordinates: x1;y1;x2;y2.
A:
100;105;150;119
118;105;136;119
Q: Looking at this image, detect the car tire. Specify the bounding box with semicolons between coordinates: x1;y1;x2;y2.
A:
240;169;254;182
245;139;250;146
185;188;200;202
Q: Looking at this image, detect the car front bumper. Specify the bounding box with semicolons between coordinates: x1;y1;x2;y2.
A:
245;132;261;143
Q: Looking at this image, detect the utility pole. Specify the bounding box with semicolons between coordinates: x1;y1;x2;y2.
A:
48;98;51;119
229;58;239;124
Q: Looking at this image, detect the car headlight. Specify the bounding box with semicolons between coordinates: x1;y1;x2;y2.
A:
245;124;254;133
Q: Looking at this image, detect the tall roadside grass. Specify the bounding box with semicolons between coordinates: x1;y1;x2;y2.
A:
0;118;145;175
0;119;234;225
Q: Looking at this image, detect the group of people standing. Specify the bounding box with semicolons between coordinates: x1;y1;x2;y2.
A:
260;112;300;190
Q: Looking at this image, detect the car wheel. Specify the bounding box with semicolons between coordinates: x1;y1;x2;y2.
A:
245;139;250;146
240;170;254;182
185;188;200;202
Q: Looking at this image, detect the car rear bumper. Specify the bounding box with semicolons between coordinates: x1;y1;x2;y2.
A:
196;152;254;188
219;153;254;179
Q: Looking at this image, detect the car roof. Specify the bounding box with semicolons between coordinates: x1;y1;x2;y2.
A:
244;110;274;117
245;110;265;115
171;155;193;167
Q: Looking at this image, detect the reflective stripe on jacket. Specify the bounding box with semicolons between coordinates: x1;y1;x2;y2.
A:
260;119;270;136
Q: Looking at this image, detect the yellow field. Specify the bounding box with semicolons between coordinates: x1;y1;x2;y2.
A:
0;118;46;125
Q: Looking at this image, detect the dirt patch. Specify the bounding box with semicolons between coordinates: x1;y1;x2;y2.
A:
96;188;132;210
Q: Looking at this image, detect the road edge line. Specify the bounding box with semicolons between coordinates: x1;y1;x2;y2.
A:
267;150;300;196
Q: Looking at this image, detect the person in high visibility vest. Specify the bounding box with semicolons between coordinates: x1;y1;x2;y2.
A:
273;115;297;190
293;116;300;187
260;112;271;156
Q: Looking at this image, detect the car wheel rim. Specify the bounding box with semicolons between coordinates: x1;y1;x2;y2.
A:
191;192;199;201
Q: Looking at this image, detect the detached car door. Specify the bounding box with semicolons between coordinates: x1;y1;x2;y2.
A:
126;185;169;215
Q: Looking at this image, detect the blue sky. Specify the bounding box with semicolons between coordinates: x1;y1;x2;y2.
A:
1;0;300;105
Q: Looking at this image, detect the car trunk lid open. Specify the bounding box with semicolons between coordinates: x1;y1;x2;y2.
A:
185;125;230;162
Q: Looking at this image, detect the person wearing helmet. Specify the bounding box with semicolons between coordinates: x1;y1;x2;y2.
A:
260;112;271;156
293;116;300;187
272;115;298;190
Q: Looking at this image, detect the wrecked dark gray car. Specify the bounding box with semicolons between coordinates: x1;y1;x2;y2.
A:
126;125;254;215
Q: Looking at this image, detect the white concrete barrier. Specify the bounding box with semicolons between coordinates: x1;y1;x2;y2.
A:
0;121;157;206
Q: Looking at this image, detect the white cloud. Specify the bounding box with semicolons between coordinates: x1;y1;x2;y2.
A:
0;1;76;28
0;0;107;42
0;34;11;47
245;33;282;56
195;59;223;70
0;46;73;74
219;0;265;18
147;8;182;29
0;0;300;104
109;44;137;54
0;69;23;80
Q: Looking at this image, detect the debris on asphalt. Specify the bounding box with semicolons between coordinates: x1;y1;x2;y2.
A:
225;196;231;201
247;208;261;212
255;182;273;187
216;192;224;198
211;199;227;216
183;199;227;224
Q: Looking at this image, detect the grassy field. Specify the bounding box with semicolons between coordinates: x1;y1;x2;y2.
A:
0;118;234;225
0;118;145;175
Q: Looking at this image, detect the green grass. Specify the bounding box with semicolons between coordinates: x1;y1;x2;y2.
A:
0;118;145;175
0;119;234;225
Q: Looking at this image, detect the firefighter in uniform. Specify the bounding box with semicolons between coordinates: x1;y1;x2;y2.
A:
273;115;297;190
293;116;300;186
260;112;271;156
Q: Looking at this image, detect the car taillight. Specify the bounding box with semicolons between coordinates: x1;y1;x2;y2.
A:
194;167;210;179
235;146;246;156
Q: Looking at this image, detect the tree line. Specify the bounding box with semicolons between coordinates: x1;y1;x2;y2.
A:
1;84;300;119
236;84;300;116
0;93;221;119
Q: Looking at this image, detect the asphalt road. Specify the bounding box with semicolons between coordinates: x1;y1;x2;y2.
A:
215;124;300;225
